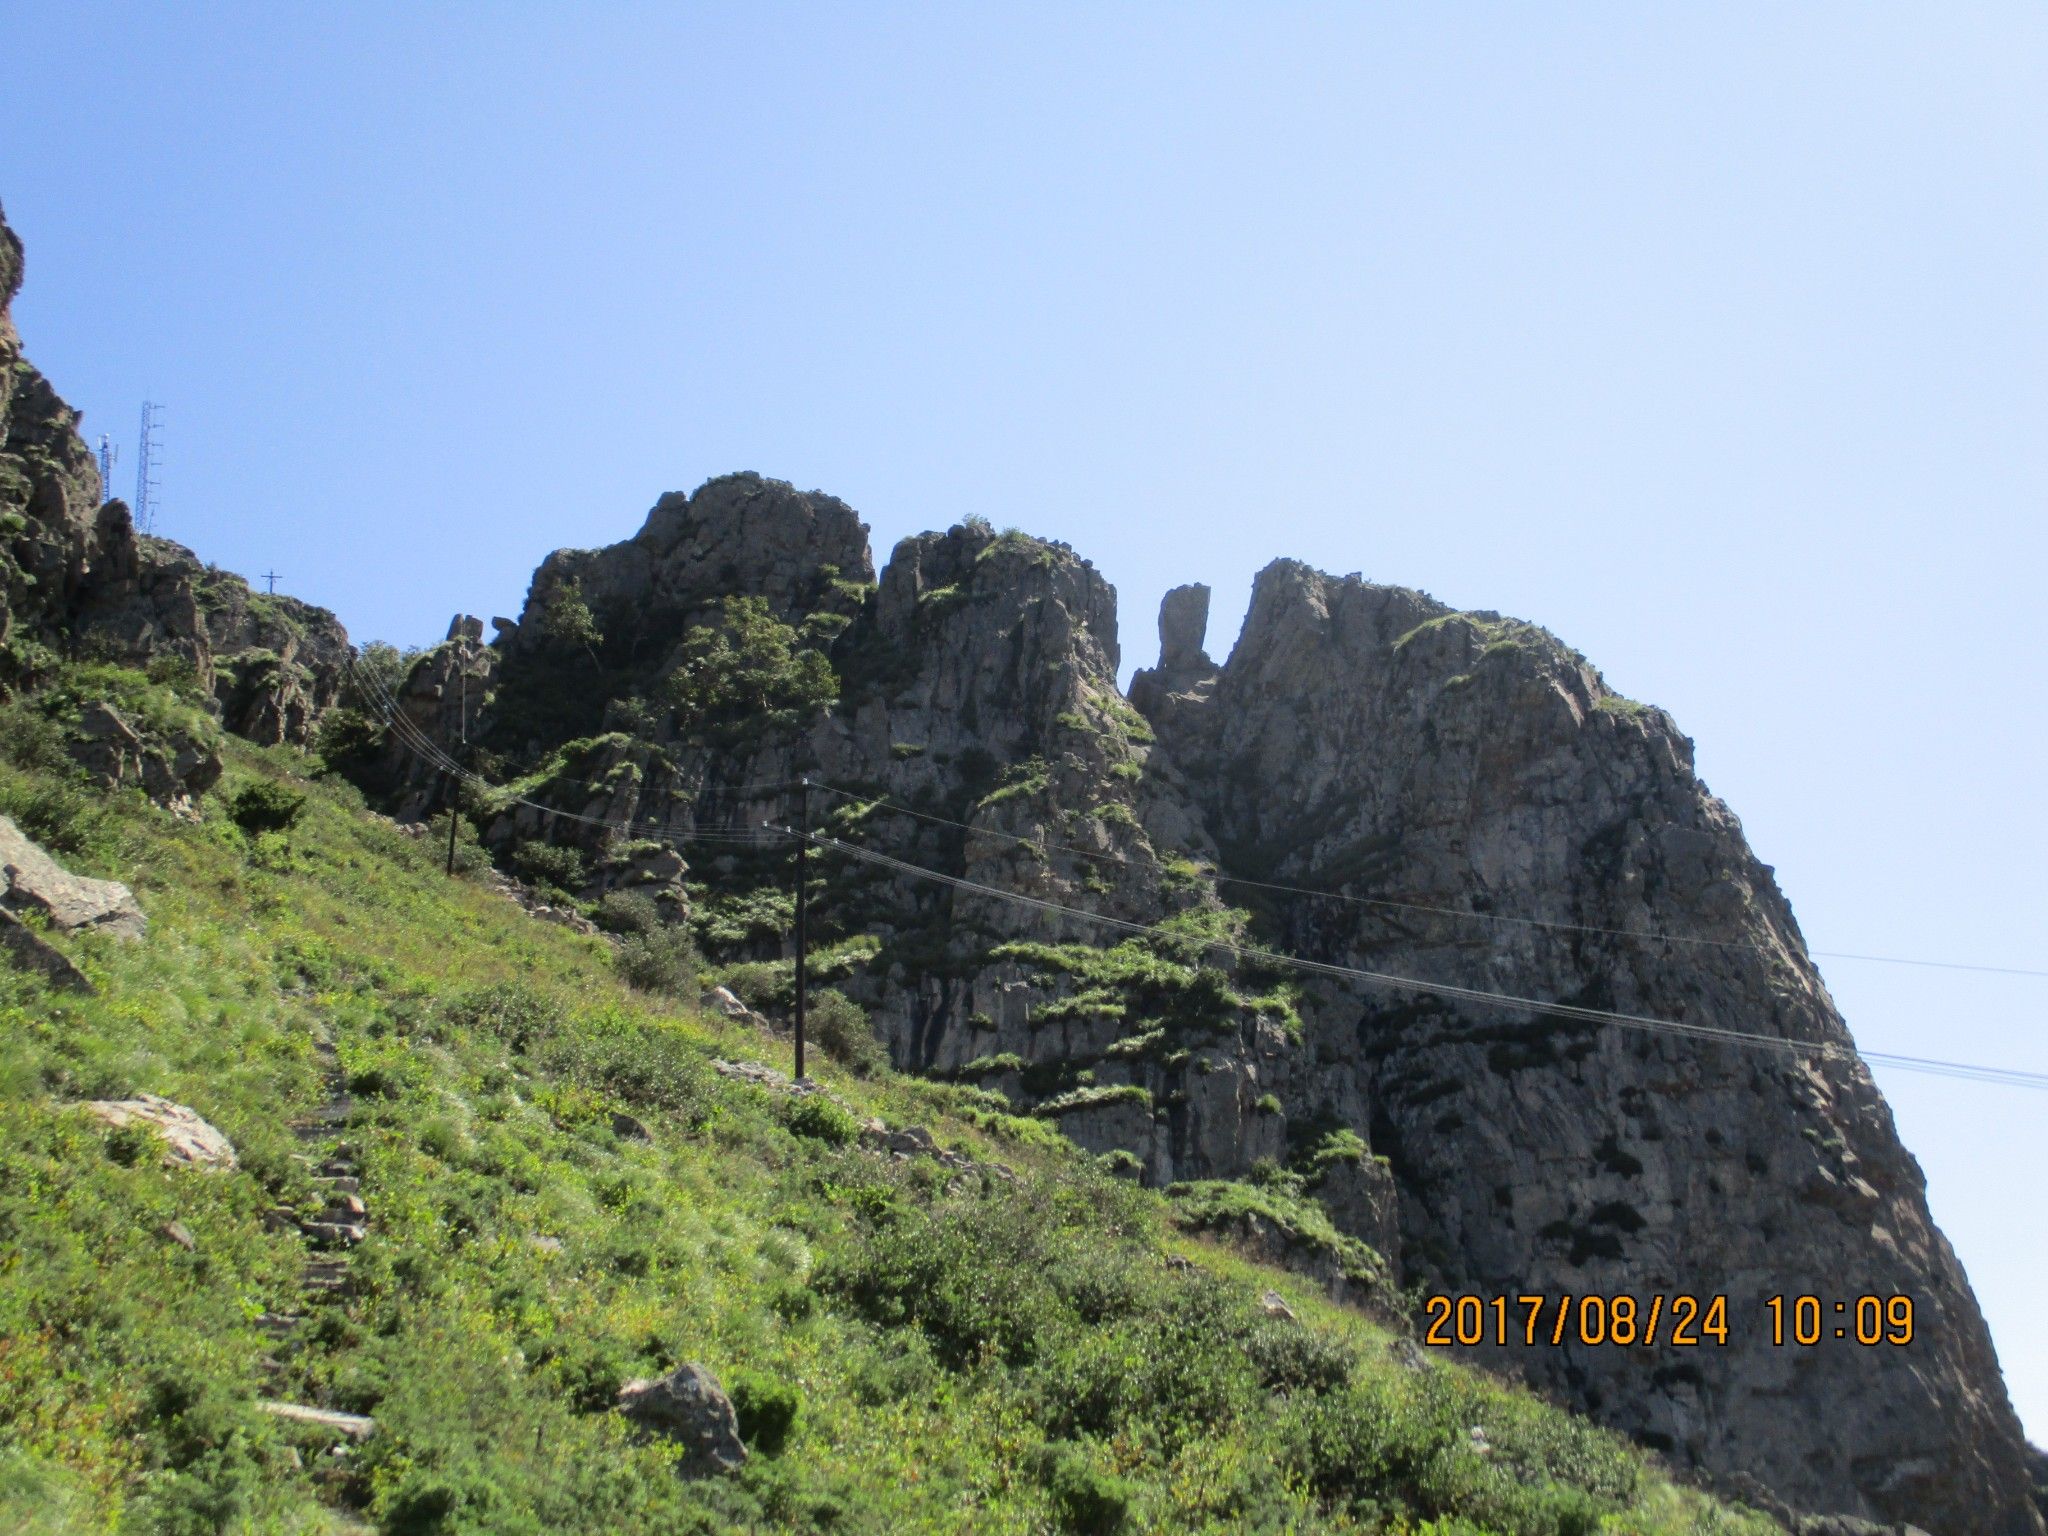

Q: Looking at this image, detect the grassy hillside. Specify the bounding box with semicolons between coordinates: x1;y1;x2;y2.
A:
0;669;1777;1534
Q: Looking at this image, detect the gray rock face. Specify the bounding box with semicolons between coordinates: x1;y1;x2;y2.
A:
0;814;145;937
615;1362;747;1476
363;471;2040;1536
0;202;119;665
70;701;223;815
1157;582;1212;672
0;202;352;748
1132;560;2040;1536
74;532;353;746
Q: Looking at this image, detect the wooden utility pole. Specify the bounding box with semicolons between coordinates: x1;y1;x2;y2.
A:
445;771;460;876
445;638;472;878
793;780;810;1081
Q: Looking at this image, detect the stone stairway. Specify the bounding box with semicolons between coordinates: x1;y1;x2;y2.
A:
256;1031;377;1454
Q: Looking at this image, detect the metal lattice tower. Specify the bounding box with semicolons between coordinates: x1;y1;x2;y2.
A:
96;434;118;505
134;401;163;535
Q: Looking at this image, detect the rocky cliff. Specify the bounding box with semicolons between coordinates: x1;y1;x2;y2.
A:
1132;564;2040;1533
6;192;2036;1534
392;483;2040;1536
0;199;349;747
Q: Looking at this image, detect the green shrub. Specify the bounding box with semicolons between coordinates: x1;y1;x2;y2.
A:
542;579;605;663
809;988;884;1075
593;889;661;936
728;1370;802;1455
228;780;306;835
784;1094;860;1146
615;925;698;997
512;838;586;892
1034;1440;1131;1534
442;982;567;1052
311;705;387;778
661;595;837;734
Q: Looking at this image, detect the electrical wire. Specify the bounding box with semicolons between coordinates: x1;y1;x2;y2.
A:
787;824;2048;1092
804;780;2047;981
343;649;793;851
346;652;2048;1088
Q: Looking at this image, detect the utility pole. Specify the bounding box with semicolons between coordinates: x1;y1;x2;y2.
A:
444;772;461;877
445;634;471;877
793;778;809;1082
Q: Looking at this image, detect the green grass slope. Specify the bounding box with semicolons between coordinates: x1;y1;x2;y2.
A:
0;672;1777;1535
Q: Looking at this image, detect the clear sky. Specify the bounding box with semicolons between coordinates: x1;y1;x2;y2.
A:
7;3;2044;1439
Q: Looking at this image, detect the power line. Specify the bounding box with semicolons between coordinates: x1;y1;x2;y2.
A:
354;651;2048;1091
784;825;2048;1093
344;650;797;801
805;781;2047;981
344;650;794;851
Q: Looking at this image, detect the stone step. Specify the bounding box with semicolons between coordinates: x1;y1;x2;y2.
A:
300;1221;366;1249
256;1401;376;1440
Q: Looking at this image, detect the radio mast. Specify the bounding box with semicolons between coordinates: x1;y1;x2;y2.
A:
133;401;163;534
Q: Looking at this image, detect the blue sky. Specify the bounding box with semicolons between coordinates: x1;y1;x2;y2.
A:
6;4;2044;1438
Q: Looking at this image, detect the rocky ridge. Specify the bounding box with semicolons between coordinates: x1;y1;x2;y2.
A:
1133;565;2039;1533
0;199;350;750
2;194;2037;1533
384;480;2041;1536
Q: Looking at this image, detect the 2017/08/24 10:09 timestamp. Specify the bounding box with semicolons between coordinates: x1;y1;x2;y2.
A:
1421;1294;1916;1348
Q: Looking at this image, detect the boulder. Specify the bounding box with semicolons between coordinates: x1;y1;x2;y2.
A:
615;1362;747;1477
80;1094;236;1170
0;814;145;937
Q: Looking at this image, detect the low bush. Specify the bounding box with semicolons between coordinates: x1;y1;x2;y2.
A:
1034;1440;1132;1534
511;838;586;893
614;925;698;997
728;1370;802;1455
593;890;661;936
229;780;307;835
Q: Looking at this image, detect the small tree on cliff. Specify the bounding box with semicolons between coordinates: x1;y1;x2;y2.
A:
662;595;837;735
542;579;604;669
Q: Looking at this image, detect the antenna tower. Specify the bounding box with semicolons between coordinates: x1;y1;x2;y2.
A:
134;401;163;535
96;434;118;504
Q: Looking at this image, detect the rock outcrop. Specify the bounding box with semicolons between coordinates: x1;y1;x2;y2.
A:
0;813;145;937
69;700;223;815
375;483;2044;1536
615;1362;747;1476
1130;561;2040;1536
0;199;350;749
79;1095;237;1170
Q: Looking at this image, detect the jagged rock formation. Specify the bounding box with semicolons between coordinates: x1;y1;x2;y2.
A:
1130;562;2040;1535
386;482;2043;1536
5;193;2032;1534
73;532;352;744
0;199;349;747
1;202;122;662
